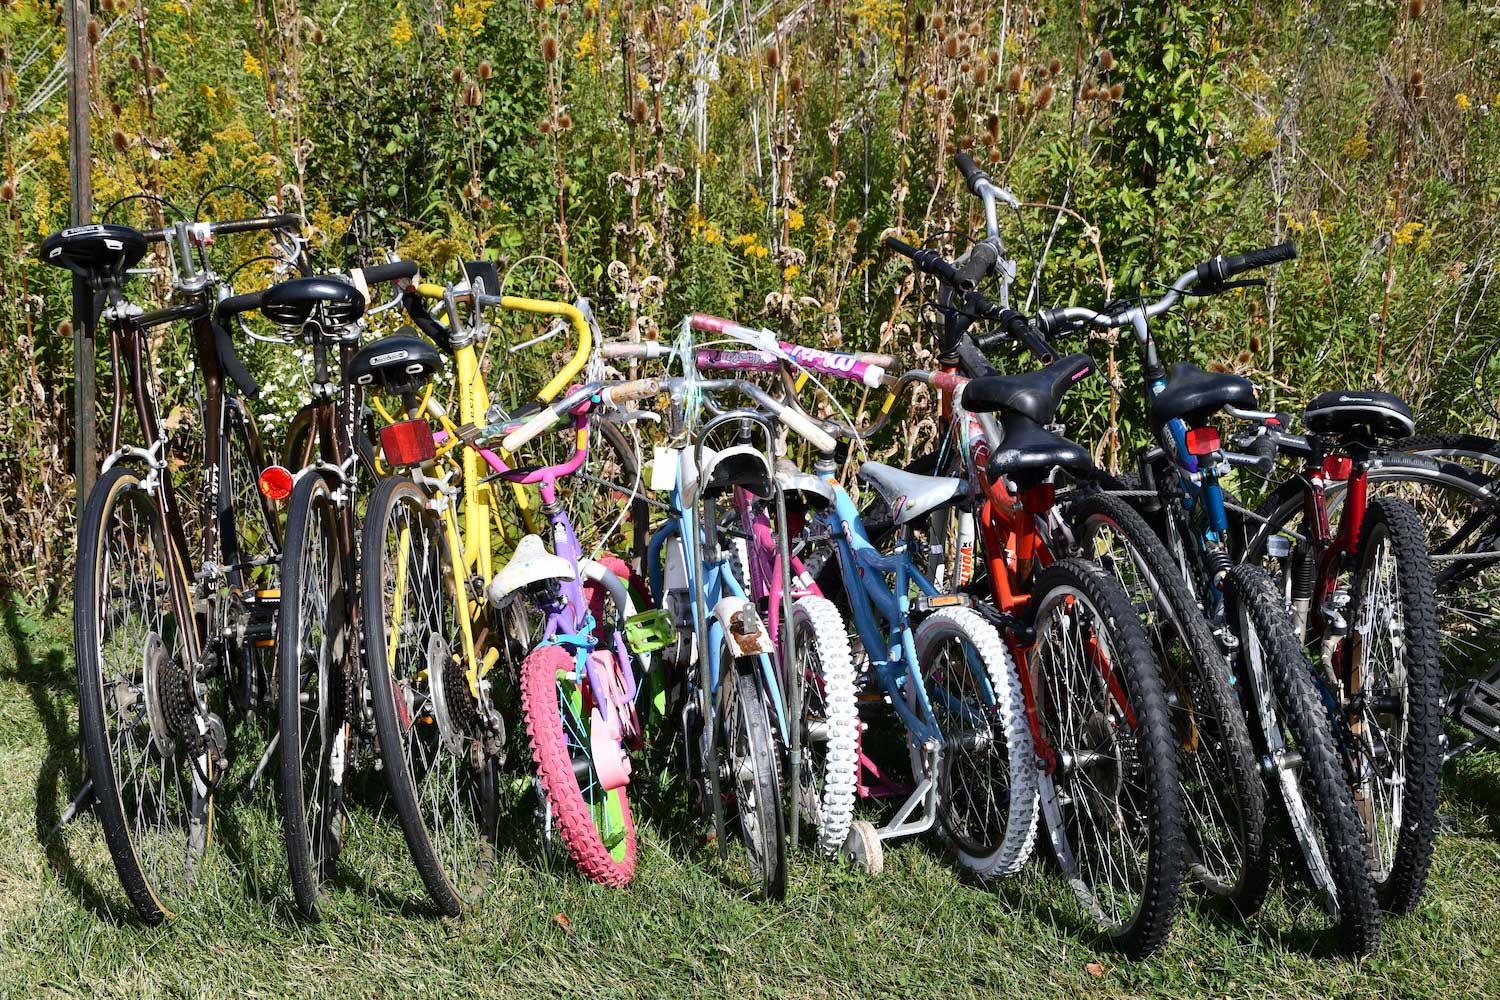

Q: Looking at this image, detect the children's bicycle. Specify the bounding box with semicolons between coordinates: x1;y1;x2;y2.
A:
604;320;841;898
730;325;1043;877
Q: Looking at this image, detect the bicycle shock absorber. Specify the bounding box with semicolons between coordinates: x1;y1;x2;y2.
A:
1205;545;1232;587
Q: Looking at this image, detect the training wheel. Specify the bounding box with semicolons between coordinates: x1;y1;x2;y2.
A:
841;819;884;875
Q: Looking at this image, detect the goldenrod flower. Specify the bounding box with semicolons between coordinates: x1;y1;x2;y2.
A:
243;51;263;76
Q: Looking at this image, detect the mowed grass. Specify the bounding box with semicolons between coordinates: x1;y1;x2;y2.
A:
2;603;1498;999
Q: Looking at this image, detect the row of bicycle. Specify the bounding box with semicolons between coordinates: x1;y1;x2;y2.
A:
44;154;1500;959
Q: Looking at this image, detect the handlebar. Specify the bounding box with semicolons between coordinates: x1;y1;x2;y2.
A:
215;290;265;322
356;260;420;286
1036;240;1298;339
885;235;969;289
141;213;302;244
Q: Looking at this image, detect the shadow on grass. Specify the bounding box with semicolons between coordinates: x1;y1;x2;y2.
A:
0;599;130;924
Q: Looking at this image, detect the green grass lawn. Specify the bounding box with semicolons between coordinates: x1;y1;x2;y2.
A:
2;602;1498;999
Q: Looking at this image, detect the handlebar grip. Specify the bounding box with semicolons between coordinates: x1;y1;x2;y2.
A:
1035;308;1068;337
358;260;419;285
852;350;897;368
212;214;303;236
500;407;563;453
1200;241;1297;286
954;243;997;290
774;404;838;454
216;290;264;321
600;378;662;405
885;236;962;287
600;341;671;360
954;150;989;195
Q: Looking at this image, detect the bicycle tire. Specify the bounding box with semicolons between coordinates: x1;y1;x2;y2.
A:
75;465;212;924
1027;557;1186;959
362;475;497;915
719;654;787;900
1224;564;1381;956
912;606;1038;878
1349;498;1443;913
277;472;348;919
789;596;860;857
1070;490;1270;917
519;643;637;885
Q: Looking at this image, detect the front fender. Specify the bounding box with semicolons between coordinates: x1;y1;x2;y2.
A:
710;596;775;657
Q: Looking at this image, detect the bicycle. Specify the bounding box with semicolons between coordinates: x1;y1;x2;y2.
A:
907;152;1271;921
605;319;843;899
43;210;303;922
1234;397;1445;914
357;262;647;903
692;316;1042;877
1034;244;1384;954
214;260;418;918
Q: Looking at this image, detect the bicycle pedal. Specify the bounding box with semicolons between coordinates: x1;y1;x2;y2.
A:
912;593;972;613
625;608;676;655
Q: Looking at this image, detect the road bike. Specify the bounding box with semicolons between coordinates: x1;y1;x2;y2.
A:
42;209;302;922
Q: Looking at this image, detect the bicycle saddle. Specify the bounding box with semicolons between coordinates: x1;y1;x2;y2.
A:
39;224;149;289
1149;361;1257;434
959;353;1094;424
775;458;836;513
858;462;965;526
261;276;366;329
987;413;1094;484
680;445;774;507
349;332;445;395
1302;389;1415;440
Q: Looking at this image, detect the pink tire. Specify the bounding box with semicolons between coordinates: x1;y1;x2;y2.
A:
519;644;637;886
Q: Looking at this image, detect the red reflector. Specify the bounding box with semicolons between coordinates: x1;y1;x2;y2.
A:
1185;427;1221;456
258;465;293;501
380;419;436;467
1321;455;1352;481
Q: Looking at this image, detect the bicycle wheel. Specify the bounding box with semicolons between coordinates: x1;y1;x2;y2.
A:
1071;491;1269;917
362;476;498;914
519;642;637;886
911;606;1038;878
1246;452;1500;703
716;654;787;900
75;465;212;923
277;472;348;919
1348;498;1443;913
221;399;280;715
1026;557;1185;959
789;596;860;857
1223;564;1381;956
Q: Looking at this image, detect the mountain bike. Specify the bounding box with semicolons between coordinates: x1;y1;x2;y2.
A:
909;151;1271;922
1034;244;1383;955
214;260;417;918
1234;398;1445;914
42;211;302;923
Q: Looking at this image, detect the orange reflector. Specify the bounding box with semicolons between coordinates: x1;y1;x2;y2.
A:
1185;427;1221;456
258;465;293;501
380;419;436;467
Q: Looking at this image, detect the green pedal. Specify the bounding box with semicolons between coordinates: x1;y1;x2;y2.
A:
625;608;676;654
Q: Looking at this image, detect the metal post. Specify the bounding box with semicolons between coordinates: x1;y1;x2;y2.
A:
67;0;95;501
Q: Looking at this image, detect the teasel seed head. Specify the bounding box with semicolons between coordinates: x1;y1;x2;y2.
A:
1035;84;1055;110
1110;82;1124;100
112;128;129;153
1048;57;1062;77
478;61;493;81
1099;48;1115;71
542;35;558;62
1006;68;1022;92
